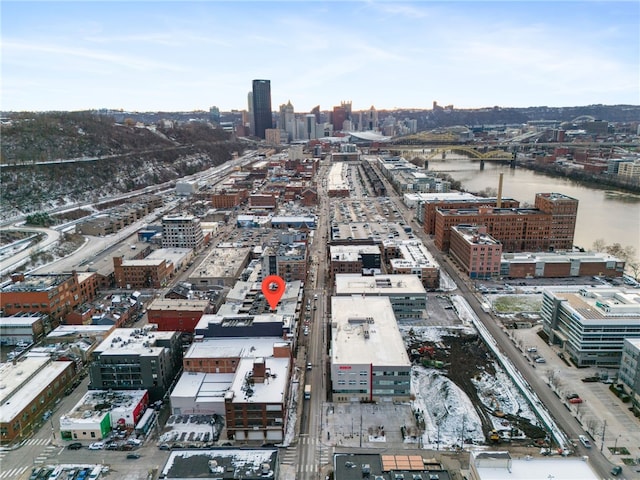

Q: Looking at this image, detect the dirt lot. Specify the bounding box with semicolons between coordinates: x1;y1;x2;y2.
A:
407;329;547;444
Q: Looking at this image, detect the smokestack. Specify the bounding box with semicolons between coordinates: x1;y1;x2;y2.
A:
496;173;503;208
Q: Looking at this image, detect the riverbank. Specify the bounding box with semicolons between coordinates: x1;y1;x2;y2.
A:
518;159;640;195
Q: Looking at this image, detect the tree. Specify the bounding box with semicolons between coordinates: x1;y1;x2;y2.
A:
592;238;606;253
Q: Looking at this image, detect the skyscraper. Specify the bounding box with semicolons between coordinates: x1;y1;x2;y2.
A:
252;79;273;139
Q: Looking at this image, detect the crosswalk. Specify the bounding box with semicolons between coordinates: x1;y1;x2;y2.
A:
0;440;57;479
0;466;29;479
280;436;331;474
22;438;51;447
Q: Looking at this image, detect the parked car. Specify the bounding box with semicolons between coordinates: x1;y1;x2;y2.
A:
526;347;537;353
610;466;622;476
569;397;583;404
67;442;83;450
535;357;546;363
126;453;141;459
88;442;104;450
579;435;592;448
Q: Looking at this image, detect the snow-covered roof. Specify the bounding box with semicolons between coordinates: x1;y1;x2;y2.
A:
227;357;289;404
470;450;599;479
335;274;426;296
160;448;278;479
331;296;410;367
184;337;286;360
0;358;73;422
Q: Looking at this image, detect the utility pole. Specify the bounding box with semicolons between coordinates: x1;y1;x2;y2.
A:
600;419;607;453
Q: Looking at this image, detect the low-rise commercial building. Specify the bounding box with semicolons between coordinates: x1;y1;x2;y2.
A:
194;313;290;339
189;246;251;288
541;286;640;367
500;251;625;278
147;298;211;332
330;296;411;402
383;240;440;289
113;256;173;289
0;357;76;444
330;245;382;277
334;274;427;319
0;313;47;345
59;390;148;441
468;450;598;480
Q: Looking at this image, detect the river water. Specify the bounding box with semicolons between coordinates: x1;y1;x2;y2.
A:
422;155;640;253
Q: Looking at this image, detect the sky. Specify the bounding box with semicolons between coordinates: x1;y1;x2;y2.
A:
1;1;639;113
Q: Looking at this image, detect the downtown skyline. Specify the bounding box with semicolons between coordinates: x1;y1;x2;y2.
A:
1;1;639;113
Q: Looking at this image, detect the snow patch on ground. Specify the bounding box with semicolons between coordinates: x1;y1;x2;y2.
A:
411;366;485;450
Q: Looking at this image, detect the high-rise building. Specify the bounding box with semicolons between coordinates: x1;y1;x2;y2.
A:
252;79;273;139
209;106;220;124
279;100;295;142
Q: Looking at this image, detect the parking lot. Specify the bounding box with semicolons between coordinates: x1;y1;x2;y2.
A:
510;325;640;470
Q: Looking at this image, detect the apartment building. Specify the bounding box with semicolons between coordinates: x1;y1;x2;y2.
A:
162;215;204;250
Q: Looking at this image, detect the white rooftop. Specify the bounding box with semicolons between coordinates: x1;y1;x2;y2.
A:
184;337;288;360
548;286;640;318
228;357;290;404
335;274;426;295
471;451;598;480
171;372;235;402
331;296;410;367
0;358;73;422
330;245;381;262
95;326;176;356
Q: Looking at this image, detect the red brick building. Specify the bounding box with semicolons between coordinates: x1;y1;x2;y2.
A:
249;194;277;209
113;256;173;289
533;193;579;251
449;225;503;279
147;298;210;332
434;206;552;252
423;197;519;235
1;272;99;323
211;189;248;208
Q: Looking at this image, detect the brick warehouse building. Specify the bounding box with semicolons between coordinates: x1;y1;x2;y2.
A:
435;207;551;252
433;193;578;253
1;272;99;323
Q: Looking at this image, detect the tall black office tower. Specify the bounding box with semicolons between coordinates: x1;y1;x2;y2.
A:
252;79;272;139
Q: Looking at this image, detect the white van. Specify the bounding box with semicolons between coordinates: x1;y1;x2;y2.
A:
579;435;592;448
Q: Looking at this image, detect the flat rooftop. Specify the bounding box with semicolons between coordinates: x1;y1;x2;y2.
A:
227;357;289;404
471;450;598;480
331;296;410;367
185;337;287;360
335;274;426;295
160;448;278;479
546;286;640;319
148;298;210;312
330;245;381;262
0;358;73;422
95;326;176;356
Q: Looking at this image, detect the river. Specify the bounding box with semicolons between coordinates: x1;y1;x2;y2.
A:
421;155;640;255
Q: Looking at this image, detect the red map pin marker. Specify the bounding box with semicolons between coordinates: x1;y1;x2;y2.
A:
261;275;285;310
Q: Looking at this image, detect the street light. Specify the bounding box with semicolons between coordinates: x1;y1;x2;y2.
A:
613;435;621;455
